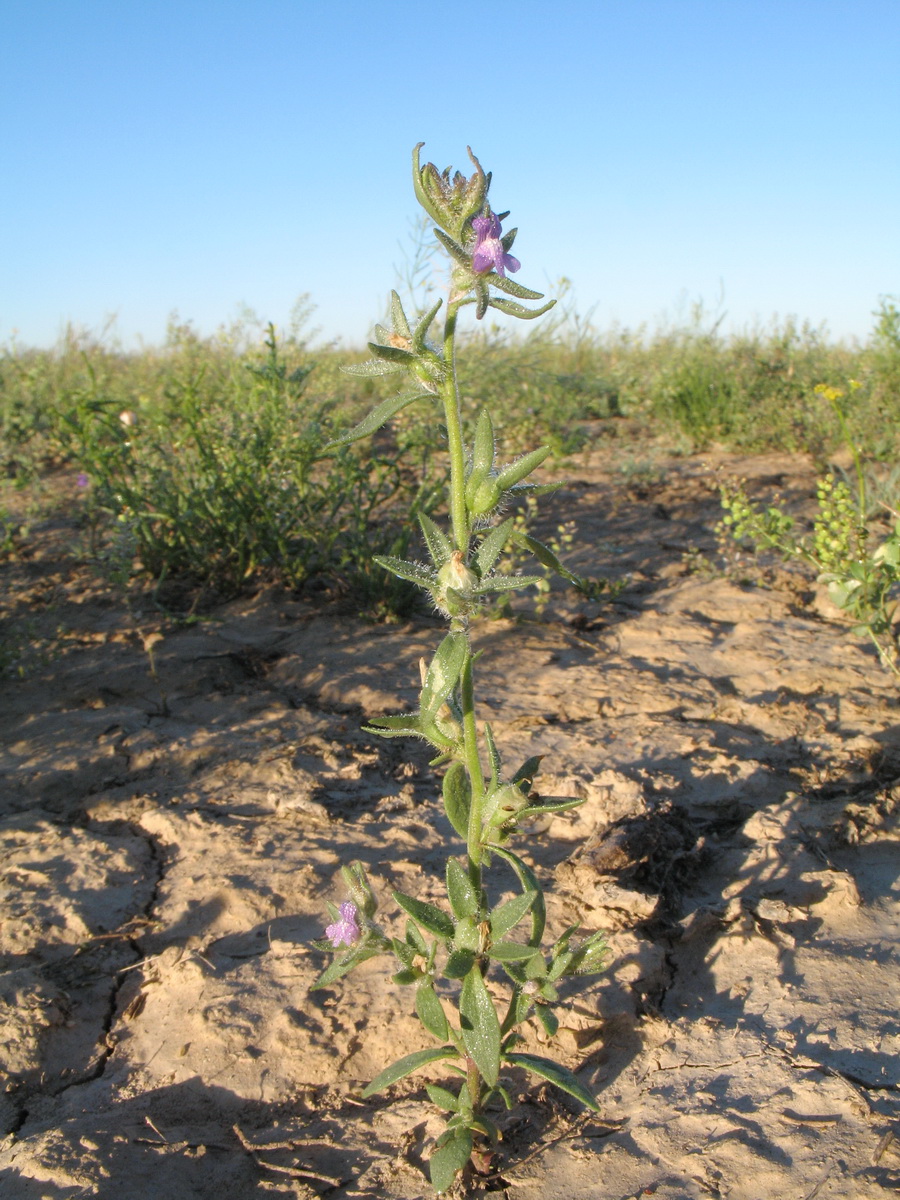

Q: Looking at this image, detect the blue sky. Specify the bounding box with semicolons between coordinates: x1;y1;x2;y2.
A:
2;0;898;350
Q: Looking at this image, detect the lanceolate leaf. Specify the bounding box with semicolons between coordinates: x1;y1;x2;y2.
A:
442;761;471;839
420;633;468;718
342;358;404;378
503;1052;599;1111
362;713;423;737
472;574;542;595
419;512;453;568
511;530;581;585
475;517;515;577
361;1045;460;1099
487;274;546;301
446;858;479;919
393;891;455;939
488;296;558;320
483;722;502;789
368;341;415;364
511;755;544;788
390;289;411;338
433;226;471;266
490;889;537;940
490;847;546;946
323;390;428;451
473;409;495;474
495;446;551;491
460;967;501;1087
488;941;541;963
310;943;383;990
413;298;444;352
416;983;450;1040
372;555;437;588
515;797;585;820
429;1127;473;1194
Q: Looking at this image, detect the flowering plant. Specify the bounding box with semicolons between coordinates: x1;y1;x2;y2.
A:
310;145;608;1194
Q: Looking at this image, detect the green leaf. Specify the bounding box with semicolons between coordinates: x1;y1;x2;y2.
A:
406;920;428;956
487;274;546;301
419;512;453;569
442;761;471;839
341;357;404;377
473;409;495;474
490;847;546;946
452;915;480;952
394;891;455;939
363;713;423;737
413;298;443;352
488;941;541;963
510;755;544;789
512;530;581;585
367;341;415;365
483;722;502;790
444;948;476;979
392;936;416;968
516;797;585;821
475;517;515;577
503;1052;599;1110
488;296;558;320
310;943;382;991
361;1045;460;1099
472;574;543;596
535;1005;559;1038
460;968;501;1087
323;390;427;450
495;446;551;491
429;1127;473;1194
412;143;448;231
424;1083;460;1113
416;983;449;1040
390;289;411;338
433;226;471;266
446;858;480;919
420;632;468;718
490;889;537;940
372;555;437;589
392;968;419;985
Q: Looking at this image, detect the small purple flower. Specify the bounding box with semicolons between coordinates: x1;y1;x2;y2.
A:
325;901;360;948
76;472;90;488
471;213;520;277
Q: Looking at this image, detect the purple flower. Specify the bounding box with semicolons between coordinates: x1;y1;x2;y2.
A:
76;472;90;488
471;213;520;277
325;901;360;948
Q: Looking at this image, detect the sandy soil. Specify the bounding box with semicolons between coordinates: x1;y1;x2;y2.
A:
1;443;899;1199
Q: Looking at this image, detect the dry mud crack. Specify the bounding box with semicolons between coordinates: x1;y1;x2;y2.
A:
1;447;899;1198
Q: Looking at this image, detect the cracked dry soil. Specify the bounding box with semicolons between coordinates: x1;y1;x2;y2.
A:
1;444;899;1199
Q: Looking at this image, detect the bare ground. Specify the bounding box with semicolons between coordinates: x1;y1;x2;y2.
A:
1;442;899;1199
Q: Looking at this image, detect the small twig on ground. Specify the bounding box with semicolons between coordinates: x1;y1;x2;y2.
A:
232;1123;344;1187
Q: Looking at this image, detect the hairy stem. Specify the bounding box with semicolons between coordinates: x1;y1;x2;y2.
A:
441;301;469;556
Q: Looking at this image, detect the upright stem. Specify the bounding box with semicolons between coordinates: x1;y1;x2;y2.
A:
461;651;485;873
441;300;485;882
441;301;469;554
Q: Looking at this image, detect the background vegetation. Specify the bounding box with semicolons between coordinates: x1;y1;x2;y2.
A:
2;294;898;623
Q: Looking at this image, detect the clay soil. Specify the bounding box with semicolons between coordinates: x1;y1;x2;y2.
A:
2;442;899;1199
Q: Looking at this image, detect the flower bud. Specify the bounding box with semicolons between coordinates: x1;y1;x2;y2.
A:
340;861;378;919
